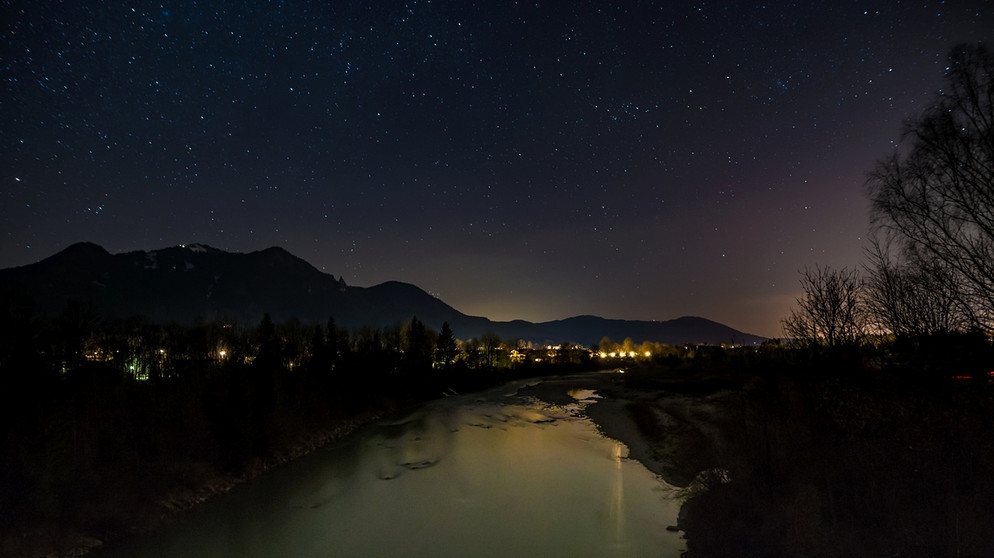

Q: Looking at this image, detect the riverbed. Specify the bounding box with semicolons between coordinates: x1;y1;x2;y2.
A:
94;374;685;557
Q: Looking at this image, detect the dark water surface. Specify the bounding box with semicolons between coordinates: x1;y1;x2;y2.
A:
96;379;683;557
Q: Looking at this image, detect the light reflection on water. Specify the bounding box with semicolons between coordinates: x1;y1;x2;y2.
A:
97;380;684;557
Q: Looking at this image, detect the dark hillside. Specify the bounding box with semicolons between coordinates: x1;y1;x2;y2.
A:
0;243;764;345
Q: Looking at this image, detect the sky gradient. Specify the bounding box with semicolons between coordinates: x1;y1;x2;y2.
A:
3;1;992;337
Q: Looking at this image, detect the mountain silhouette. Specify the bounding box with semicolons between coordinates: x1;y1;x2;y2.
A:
0;242;766;345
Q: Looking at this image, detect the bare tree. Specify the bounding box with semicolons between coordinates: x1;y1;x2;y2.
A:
867;43;994;331
479;332;503;368
863;236;968;336
782;266;866;347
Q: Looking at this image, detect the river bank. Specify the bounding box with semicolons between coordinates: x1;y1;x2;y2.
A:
82;375;685;558
517;371;741;488
2;413;382;558
520;368;994;558
14;366;993;558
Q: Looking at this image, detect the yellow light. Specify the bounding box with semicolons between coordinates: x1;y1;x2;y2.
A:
644;351;651;357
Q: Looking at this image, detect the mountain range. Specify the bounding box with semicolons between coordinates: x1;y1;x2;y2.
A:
0;242;766;346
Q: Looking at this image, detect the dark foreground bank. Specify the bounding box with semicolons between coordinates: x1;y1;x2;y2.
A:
7;349;993;558
0;360;593;558
522;366;994;558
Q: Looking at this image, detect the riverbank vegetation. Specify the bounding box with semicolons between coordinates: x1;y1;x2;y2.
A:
612;336;994;557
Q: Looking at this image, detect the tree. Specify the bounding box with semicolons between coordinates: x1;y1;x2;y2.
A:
479;332;503;369
782;266;866;347
254;312;282;370
54;299;98;373
435;321;456;366
863;237;967;336
248;313;280;454
309;324;328;368
402;316;433;371
459;337;482;369
867;43;994;331
598;336;616;355
326;317;339;366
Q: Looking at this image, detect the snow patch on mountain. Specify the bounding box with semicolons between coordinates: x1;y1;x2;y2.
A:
181;243;208;254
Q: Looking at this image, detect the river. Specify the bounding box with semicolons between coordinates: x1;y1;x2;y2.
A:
95;375;685;557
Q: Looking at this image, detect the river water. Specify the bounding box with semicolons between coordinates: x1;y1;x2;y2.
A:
97;377;684;557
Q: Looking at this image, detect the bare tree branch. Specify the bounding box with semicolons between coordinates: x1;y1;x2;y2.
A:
782;266;867;347
867;43;994;331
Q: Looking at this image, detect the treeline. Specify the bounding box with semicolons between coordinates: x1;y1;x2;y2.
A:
0;303;595;556
783;44;994;352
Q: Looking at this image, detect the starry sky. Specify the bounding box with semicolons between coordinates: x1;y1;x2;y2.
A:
2;1;992;337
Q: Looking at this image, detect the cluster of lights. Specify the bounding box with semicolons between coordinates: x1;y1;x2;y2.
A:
597;351;652;358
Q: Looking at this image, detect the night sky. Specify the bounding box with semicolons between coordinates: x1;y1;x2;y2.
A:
3;1;992;337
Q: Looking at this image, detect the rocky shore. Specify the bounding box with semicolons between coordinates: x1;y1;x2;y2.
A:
517;370;740;488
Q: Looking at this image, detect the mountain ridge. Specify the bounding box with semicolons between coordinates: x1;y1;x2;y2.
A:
0;242;766;346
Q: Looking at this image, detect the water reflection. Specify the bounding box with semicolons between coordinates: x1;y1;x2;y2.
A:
96;380;684;557
610;440;626;543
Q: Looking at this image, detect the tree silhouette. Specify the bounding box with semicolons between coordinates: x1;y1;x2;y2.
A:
54;299;97;373
435;321;456;366
479;332;503;369
247;312;280;454
863;238;967;336
868;43;994;331
309;324;328;369
782;266;866;347
255;312;281;368
402;316;433;371
326;316;340;367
